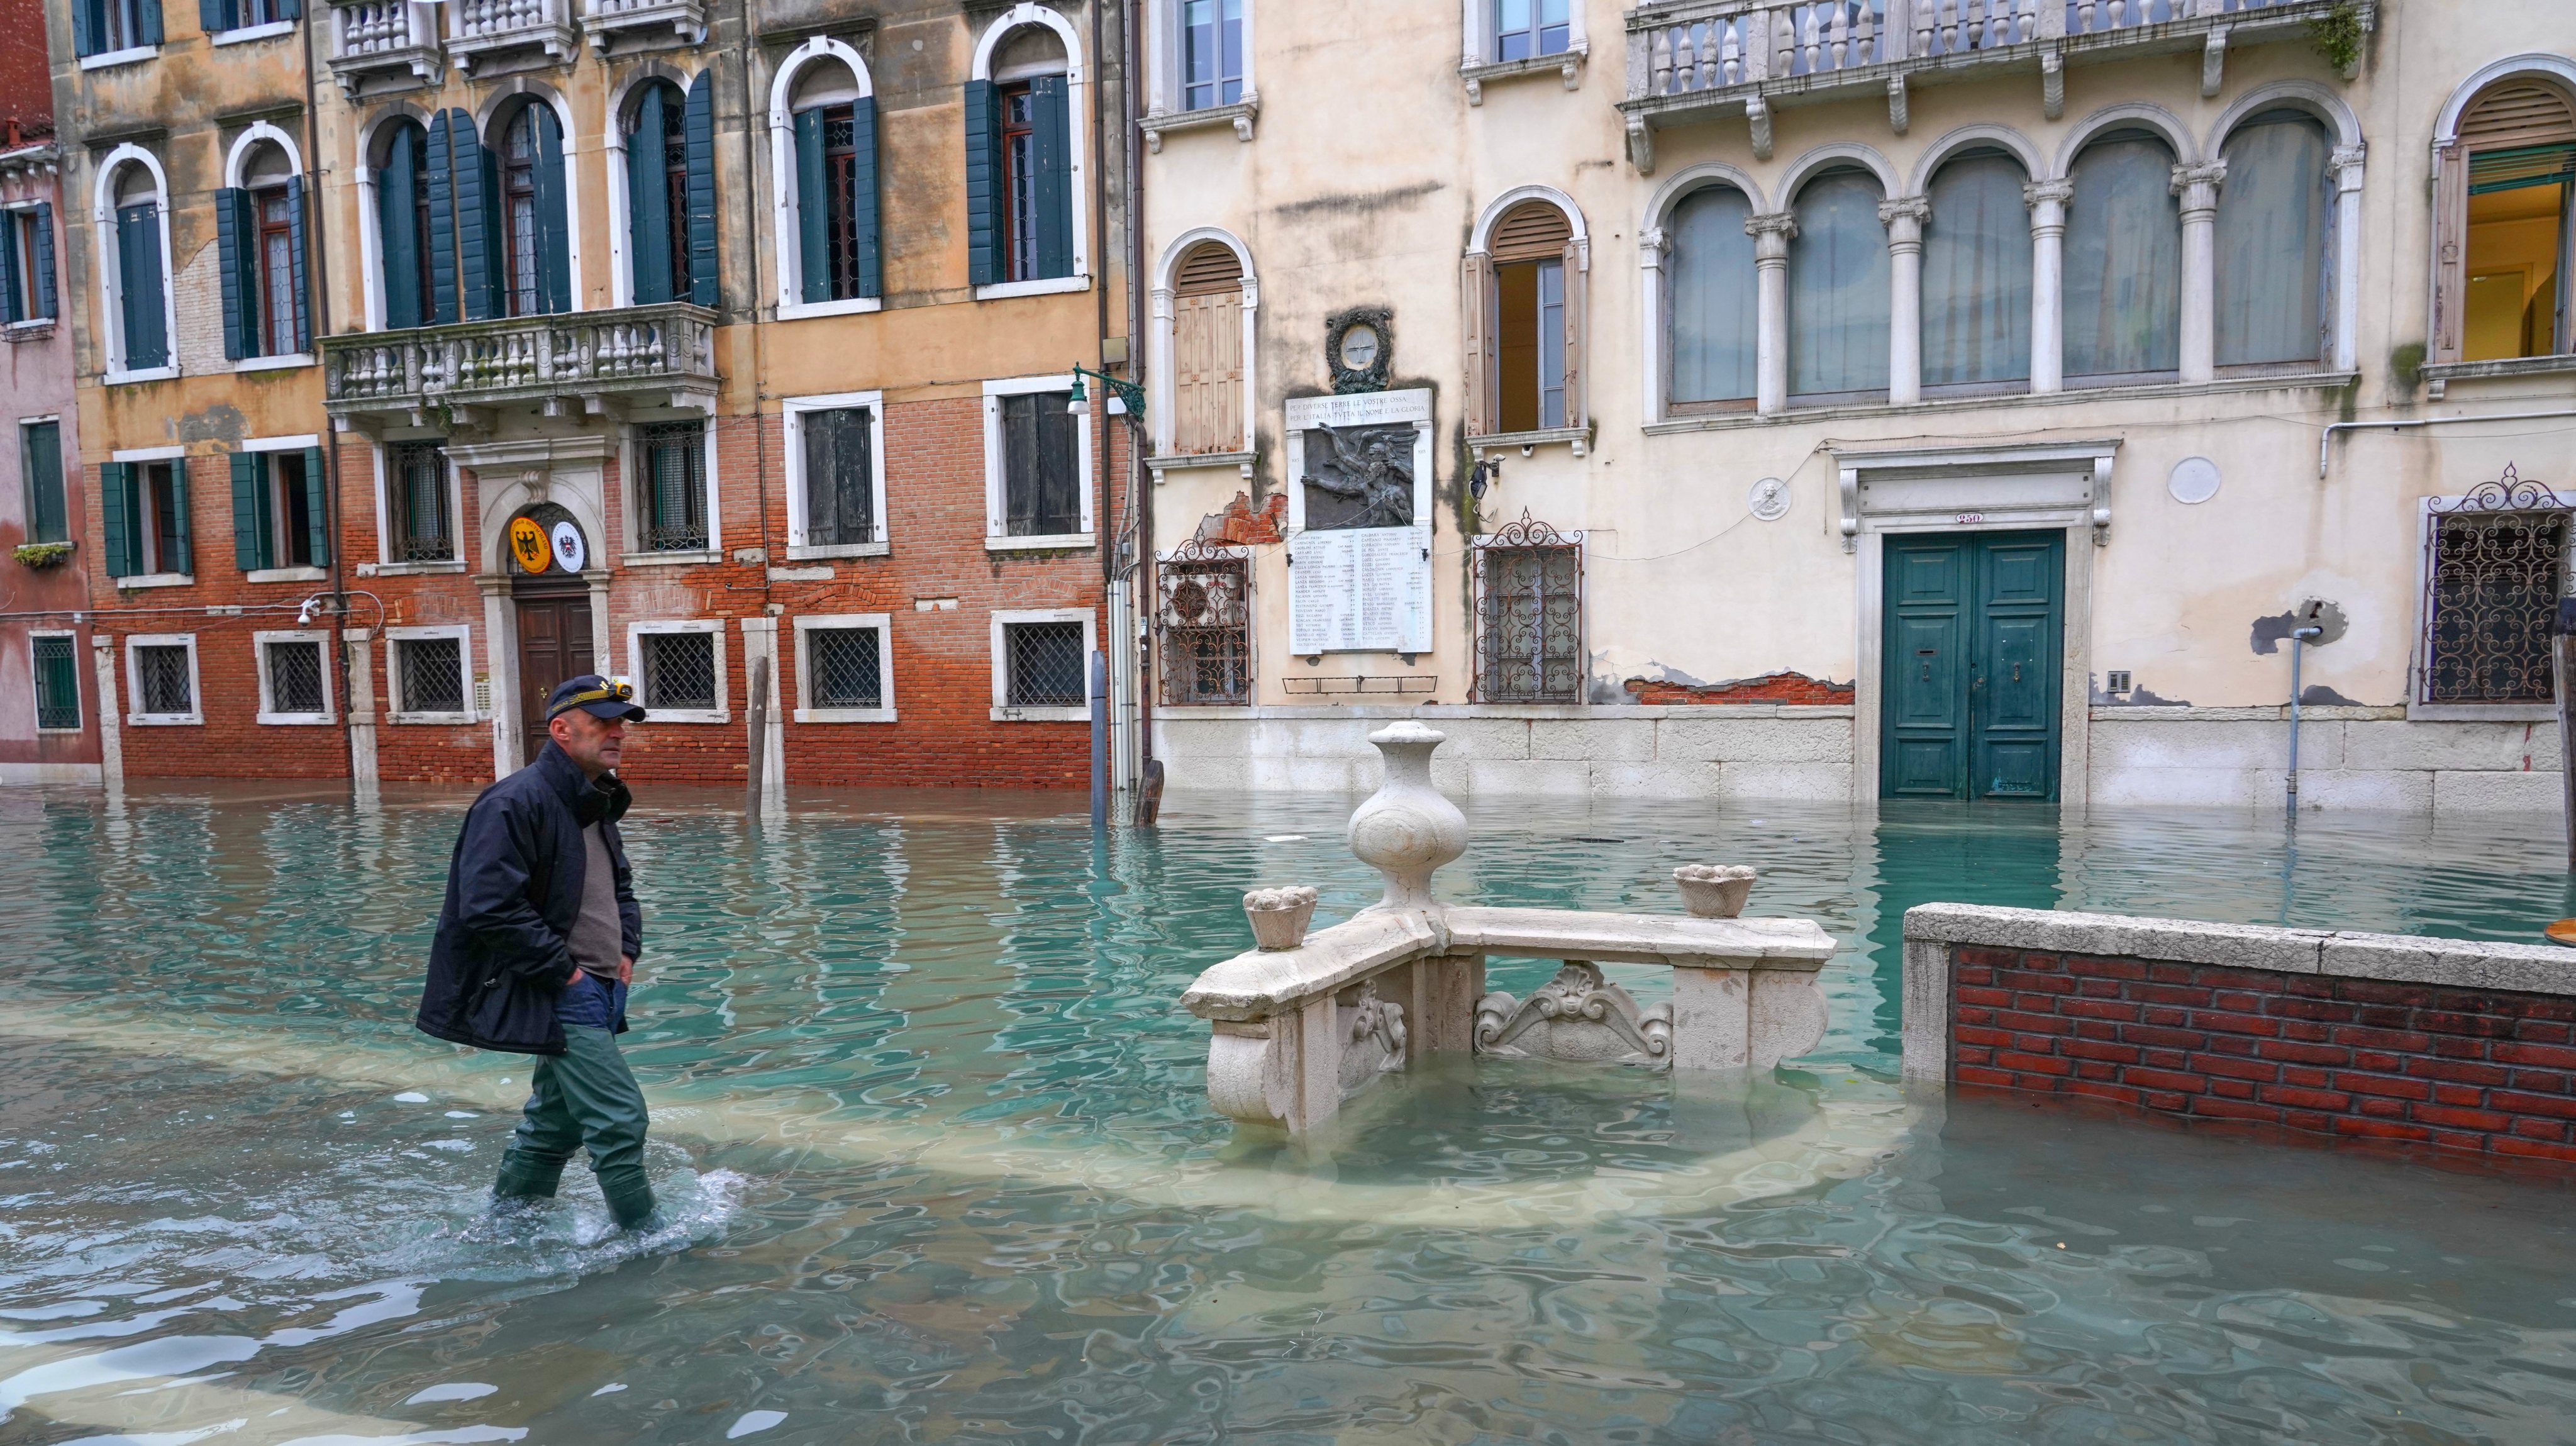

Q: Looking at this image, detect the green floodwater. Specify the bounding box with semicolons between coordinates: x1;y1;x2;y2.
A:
6;782;2576;1445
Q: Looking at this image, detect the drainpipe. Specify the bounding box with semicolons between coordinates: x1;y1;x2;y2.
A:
297;0;359;798
2286;623;2323;811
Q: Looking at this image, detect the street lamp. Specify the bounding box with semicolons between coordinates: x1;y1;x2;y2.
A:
1064;365;1144;425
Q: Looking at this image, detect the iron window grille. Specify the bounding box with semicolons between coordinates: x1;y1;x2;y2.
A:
2423;466;2571;706
801;407;876;547
808;625;882;709
638;420;709;552
641;630;718;711
265;639;327;716
821;106;862;301
1158;538;1252;705
1472;511;1584;703
136;644;194;716
390;441;453;562
1006;621;1087;706
999;391;1082;537
397;636;466;715
31;635;78;731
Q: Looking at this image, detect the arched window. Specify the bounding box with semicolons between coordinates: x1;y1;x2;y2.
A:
1788;167;1889;401
372;118;435;329
1170;241;1246;453
787;57;876;304
219;138;307;360
1473;199;1579;434
104;157;169;374
1666;184;1757;409
970;19;1077;287
622;76;715;308
2440;79;2576;362
2214;111;2332;368
2062;130;2180;382
1922;150;2031;389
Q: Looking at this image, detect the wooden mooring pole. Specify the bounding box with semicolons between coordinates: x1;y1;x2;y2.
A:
2556;609;2576;873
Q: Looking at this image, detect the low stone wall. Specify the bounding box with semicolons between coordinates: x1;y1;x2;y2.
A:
1902;904;2576;1165
2089;706;2563;812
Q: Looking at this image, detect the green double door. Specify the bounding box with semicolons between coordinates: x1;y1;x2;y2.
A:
1881;530;2064;801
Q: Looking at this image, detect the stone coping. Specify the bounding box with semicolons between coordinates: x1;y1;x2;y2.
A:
1902;904;2576;995
1155;703;1855;721
1182;904;1834;1021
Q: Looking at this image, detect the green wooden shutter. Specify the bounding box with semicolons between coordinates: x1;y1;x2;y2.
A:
274;0;297;17
425;113;456;324
231;450;272;572
684;69;718;308
199;0;232;34
22;421;64;543
850;97;880;299
302;447;330;565
628;85;672;305
963;79;1002;288
794;108;828;304
72;0;94;57
138;0;162;45
533;104;571;314
165;455;191;572
216;187;251;358
286;175;309;352
380;126;422;328
449;110;496;322
0;212;19;326
117;204;168;369
30;203;53;320
99;464;133;577
1030;76;1072;281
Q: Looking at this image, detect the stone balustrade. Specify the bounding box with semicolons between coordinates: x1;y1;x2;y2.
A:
448;0;575;71
1179;721;1838;1133
321;304;719;421
579;0;706;50
326;0;441;98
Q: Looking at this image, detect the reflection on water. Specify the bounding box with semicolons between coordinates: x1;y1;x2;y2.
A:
5;783;2576;1443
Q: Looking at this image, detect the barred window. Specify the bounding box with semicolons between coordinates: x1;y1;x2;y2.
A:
136;643;194;717
31;635;79;731
264;638;328;716
808;625;882;709
1158;546;1252;705
390;441;453;562
800;406;875;547
638;421;708;552
1474;516;1583;703
397;635;466;715
999;391;1081;537
1005;621;1086;706
2424;505;2567;704
641;629;718;711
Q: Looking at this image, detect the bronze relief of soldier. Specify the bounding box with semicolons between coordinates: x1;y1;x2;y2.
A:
1300;423;1416;531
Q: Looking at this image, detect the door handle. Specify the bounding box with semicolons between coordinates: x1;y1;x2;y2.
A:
1971;676;1984;691
2012;663;2022;683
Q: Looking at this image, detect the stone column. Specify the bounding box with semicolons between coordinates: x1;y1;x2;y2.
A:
2330;145;2366;374
1879;196;1931;406
479;573;519;779
1637;228;1667;425
90;634;123;789
2172;160;2227;384
2024;179;2073;393
1746;211;1799;414
343;629;380;804
738;615;787;809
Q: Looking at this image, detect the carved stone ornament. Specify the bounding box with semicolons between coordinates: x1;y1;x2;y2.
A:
1324;305;1392;394
1243;886;1319;951
1346;721;1468;910
1475;962;1674;1069
1338;980;1407;1094
1674;864;1757;919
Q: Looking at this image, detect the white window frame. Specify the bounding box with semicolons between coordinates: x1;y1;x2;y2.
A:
3;203;55;328
367;434;467;574
626;618;728;724
252;628;336;725
982;374;1096;552
93;145;180;385
969;4;1092;301
781;391;890;559
1460;0;1587;101
990;607;1094;722
768;36;884;320
78;45;159;72
221;124;316;372
240;433;329;583
28;630;80;734
619;407;723;565
1143;0;1259;140
792;613;896;723
211;18;296;45
1148;228;1259;464
124;632;202;725
109;443;193;587
384;623;478;724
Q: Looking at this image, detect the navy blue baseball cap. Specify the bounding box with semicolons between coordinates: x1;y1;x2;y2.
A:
547;674;647;723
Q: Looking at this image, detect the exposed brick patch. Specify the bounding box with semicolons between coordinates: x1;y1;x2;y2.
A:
1620;670;1856;705
1947;943;2576;1170
1196;491;1287;546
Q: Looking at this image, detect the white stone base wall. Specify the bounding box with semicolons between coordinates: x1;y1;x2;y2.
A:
1157;704;2568;813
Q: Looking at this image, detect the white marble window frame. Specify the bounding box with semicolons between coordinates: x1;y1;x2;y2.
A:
792;613;896;723
780;391;890;560
252;628;337;725
626;618;729;725
123;632;202;726
384;623;479;725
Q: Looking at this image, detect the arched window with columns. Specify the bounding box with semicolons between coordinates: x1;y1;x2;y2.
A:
1666;184;1757;409
1921;150;2031;391
1787;168;1889;403
2062;130;2180;384
2432;64;2576;366
2214;111;2333;369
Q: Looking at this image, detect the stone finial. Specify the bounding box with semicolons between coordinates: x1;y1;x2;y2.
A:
1347;721;1467;911
1242;886;1319;951
1674;864;1757;918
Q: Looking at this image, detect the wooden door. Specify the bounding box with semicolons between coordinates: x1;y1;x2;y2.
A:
516;591;594;760
1880;531;2062;801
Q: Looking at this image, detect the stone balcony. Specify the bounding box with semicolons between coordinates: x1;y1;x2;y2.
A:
321;304;720;427
447;0;576;74
326;0;442;99
1618;0;2372;169
579;0;706;53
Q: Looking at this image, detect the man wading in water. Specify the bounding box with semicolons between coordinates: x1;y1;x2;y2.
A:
416;675;659;1230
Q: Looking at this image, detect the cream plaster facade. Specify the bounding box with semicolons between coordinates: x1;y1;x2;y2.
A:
1140;0;2576;813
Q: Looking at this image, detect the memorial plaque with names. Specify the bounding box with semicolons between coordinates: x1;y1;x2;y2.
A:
1289;526;1431;654
1284;389;1437;655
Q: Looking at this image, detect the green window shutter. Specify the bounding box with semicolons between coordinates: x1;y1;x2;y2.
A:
794;108;828;304
379;126;423;328
216;187;250;359
1030;76;1072;281
302;447;331;565
23;421;64;543
684;69;718;308
274;0;296;17
449;110;496;321
165;455;191;572
138;0;162;45
533;104;571;314
963;79;1002;288
117;204;168;369
199;0;232;33
0;212;19;326
72;0;94;57
850;97;880;299
30;204;53;320
231;450;271;572
99;464;133;577
628;84;672;305
286;175;310;352
425;113;457;324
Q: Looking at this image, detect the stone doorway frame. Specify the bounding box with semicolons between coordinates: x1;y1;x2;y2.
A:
452;434;615;778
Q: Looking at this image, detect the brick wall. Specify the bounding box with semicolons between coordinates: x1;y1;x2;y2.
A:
1904;906;2576;1169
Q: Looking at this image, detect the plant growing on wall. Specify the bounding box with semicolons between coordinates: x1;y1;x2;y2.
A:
14;542;73;569
2307;2;2364;75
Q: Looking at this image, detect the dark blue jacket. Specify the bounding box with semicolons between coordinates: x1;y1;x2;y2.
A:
416;742;642;1055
